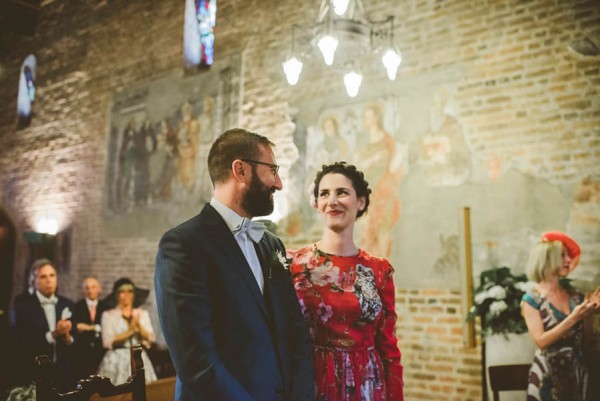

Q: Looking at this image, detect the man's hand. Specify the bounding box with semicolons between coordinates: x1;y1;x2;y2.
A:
53;319;73;343
76;322;96;332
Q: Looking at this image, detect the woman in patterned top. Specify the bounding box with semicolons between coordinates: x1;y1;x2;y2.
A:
290;162;404;401
521;231;600;401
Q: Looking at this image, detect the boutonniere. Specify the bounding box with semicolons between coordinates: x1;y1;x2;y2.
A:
269;249;292;278
61;307;72;320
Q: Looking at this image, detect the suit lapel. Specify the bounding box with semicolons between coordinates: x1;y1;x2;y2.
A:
203;205;269;320
254;239;272;280
32;295;51;332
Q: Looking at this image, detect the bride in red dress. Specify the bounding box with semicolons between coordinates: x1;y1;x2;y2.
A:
290;161;404;401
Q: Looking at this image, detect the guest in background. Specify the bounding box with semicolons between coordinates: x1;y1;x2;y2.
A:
97;277;157;385
72;276;108;377
290;162;404;401
522;231;600;401
11;259;75;391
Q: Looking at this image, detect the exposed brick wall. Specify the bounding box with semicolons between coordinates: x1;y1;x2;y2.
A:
0;0;598;398
396;289;482;401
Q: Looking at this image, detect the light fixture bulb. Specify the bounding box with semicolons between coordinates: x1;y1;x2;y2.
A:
282;56;303;85
343;70;363;97
332;0;349;15
382;48;402;80
37;217;58;235
317;35;338;66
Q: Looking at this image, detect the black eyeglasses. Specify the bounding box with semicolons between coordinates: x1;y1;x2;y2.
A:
241;159;280;176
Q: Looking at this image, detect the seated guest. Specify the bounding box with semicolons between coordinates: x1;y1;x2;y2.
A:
72;276;108;377
98;277;157;384
11;258;75;391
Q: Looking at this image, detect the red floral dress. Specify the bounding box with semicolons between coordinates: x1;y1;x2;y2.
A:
290;245;404;401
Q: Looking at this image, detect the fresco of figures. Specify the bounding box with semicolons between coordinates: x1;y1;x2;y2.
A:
104;56;240;236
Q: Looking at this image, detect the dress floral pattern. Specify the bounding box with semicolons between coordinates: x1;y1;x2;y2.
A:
522;289;587;401
290;245;404;401
97;308;157;385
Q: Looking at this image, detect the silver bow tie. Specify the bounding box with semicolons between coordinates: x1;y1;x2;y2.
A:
233;218;266;243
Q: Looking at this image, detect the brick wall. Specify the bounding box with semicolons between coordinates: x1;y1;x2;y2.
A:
397;289;482;401
0;0;598;399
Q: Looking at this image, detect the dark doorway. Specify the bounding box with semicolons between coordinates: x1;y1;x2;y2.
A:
0;209;17;395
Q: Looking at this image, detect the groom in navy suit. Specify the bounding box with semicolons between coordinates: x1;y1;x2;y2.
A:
155;128;314;401
12;259;75;390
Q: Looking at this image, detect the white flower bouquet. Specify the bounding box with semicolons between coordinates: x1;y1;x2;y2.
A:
467;266;536;337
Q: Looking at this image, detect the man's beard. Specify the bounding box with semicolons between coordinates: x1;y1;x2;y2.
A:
242;173;275;217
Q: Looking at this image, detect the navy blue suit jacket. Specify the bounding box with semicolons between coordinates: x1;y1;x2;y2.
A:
155;204;314;401
12;292;75;386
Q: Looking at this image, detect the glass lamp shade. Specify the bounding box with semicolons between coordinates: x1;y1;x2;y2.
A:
317;34;338;66
381;48;402;80
282;56;303;85
343;70;363;97
332;0;349;15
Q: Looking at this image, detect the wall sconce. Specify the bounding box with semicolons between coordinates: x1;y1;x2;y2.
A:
23;226;71;273
36;216;58;235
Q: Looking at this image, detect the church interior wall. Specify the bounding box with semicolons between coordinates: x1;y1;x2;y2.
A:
0;0;598;400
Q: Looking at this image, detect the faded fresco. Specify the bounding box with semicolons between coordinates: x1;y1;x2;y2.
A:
284;83;599;290
283;97;408;259
104;55;241;236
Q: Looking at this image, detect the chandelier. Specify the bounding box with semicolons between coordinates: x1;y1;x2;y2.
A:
282;0;402;97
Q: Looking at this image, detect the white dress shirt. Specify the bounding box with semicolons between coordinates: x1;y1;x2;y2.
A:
85;298;101;332
36;290;57;345
210;197;265;293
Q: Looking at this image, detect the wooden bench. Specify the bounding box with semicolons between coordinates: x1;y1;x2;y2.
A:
89;376;175;401
36;345;147;401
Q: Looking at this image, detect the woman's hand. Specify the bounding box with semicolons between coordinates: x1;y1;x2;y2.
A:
585;287;600;308
570;300;598;322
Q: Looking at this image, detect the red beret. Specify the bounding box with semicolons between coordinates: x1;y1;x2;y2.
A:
541;231;581;259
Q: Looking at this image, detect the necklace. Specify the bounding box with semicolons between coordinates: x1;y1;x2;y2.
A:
314;242;359;257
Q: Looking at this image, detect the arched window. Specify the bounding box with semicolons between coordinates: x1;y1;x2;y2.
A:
183;0;216;68
17;54;36;128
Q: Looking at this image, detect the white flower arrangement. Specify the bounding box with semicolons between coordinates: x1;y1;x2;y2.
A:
467;266;534;337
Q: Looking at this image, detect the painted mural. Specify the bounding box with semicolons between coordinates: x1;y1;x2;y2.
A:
284;82;599;291
283;97;408;259
104;55;241;236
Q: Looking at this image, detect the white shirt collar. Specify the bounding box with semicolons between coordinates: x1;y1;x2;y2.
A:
35;290;57;305
210;197;244;233
85;298;98;308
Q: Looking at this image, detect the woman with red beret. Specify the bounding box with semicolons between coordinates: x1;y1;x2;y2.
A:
521;231;600;401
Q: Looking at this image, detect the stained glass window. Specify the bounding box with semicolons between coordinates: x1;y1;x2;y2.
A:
17;54;36;128
183;0;216;68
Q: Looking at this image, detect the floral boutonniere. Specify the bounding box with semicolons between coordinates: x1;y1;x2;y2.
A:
269;249;292;278
61;307;72;320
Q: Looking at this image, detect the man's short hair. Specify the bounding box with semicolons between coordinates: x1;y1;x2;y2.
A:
207;128;274;185
30;258;57;277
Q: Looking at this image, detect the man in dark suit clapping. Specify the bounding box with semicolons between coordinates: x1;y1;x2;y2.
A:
155;128;314;401
72;276;107;378
12;259;75;390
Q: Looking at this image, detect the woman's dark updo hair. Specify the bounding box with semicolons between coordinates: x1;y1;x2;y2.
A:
313;161;371;218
